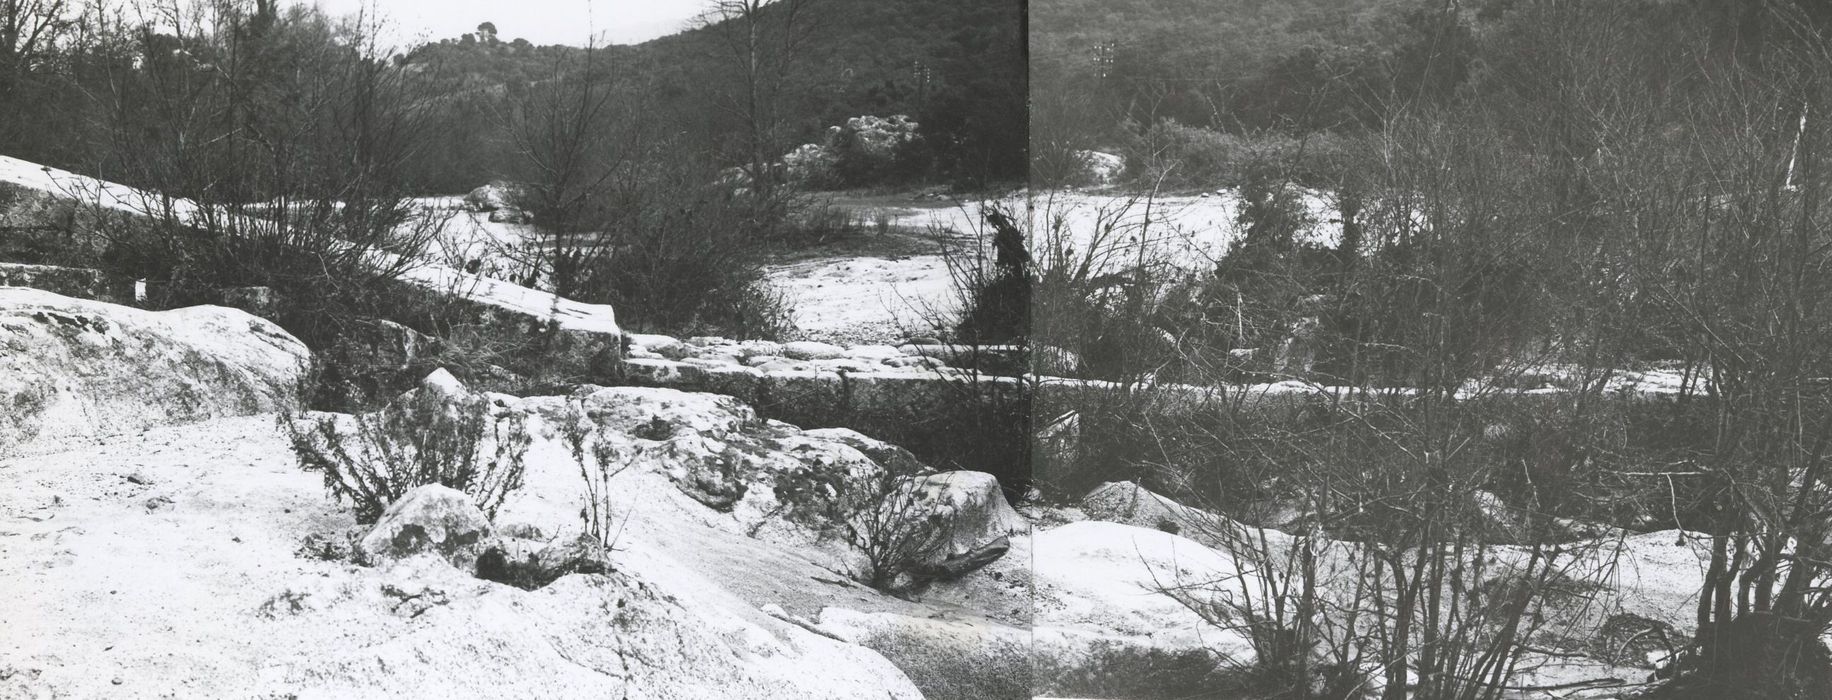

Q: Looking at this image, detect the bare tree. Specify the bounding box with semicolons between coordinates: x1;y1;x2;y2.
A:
0;0;68;84
695;0;823;199
0;0;74;149
78;0;444;348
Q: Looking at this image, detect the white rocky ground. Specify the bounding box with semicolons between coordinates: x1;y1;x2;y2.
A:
768;189;1342;343
0;292;927;698
1;289;1723;699
766;253;961;343
899;190;1339;270
0;291;1038;698
0;156;619;338
399;181;1351;345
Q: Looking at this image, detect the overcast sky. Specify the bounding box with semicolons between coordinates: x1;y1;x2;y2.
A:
304;0;706;48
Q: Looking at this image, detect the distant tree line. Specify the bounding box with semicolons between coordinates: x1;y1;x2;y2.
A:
0;0;1025;195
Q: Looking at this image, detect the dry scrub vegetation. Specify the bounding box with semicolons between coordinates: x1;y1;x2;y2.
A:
966;3;1832;697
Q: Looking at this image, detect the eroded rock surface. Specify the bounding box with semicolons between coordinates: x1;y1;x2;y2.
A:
0;288;311;456
358;485;493;568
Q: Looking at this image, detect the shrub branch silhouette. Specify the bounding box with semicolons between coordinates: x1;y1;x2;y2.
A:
289;386;531;523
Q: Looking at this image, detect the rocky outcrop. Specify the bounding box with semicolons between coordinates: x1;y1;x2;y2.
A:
782;115;919;187
527;386;927;546
802;427;927;475
0;392;932;698
359;485;494;568
0;288;311;456
1080;480;1233;539
1075;150;1125;186
462;181;521;211
912;471;1027;558
1;412;927;699
1031;520;1253;697
781;340;848;360
619;334;1035;493
0;156;625;381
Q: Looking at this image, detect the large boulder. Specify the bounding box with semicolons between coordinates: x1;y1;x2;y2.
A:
0;288;311;456
358;485;494;569
911;471;1027;558
463;181;520;212
1076;150;1125;186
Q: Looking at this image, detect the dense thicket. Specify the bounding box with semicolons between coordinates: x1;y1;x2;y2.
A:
1017;1;1832;697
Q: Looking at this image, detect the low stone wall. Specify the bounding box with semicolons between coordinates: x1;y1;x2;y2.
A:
619;332;1700;495
619;335;1031;487
0;179;135;268
0;263;135;305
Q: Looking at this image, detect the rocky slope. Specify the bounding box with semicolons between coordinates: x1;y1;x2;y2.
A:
0;289;1722;699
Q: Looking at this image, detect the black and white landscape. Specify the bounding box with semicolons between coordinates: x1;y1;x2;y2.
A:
5;0;1832;698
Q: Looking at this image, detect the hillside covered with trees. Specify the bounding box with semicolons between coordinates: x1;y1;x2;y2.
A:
0;0;1025;195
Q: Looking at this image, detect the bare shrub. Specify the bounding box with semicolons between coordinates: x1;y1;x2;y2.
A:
932;192;1198;381
768;438;952;591
945;202;1029;345
843;469;950;591
1120;121;1336;192
564;182;795;339
506;75;795;340
287;385;531;523
1096;382;1634;700
557;402;636;552
82;2;447;352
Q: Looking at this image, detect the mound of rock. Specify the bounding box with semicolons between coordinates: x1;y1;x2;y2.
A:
359;484;495;569
1076;150;1125;186
257;560;923;699
512;384;1018;561
912;471;1027;557
0;288;311;456
1030;521;1254;695
462;181;522;211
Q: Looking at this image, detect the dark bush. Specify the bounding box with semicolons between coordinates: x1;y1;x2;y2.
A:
528;159;794;340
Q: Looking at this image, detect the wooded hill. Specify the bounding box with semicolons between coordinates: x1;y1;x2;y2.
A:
0;0;1024;194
